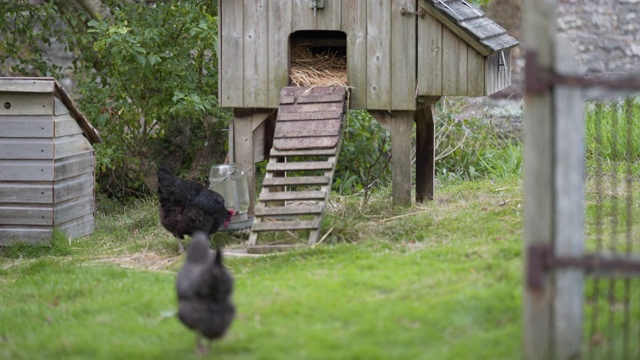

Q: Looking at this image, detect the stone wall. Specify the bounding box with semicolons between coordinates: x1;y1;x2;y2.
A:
485;0;640;97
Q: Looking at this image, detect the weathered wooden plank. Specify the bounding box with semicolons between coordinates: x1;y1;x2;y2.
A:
54;172;94;203
459;17;505;40
523;0;557;358
442;26;468;95
390;111;413;206
277;110;343;121
54;133;94;159
274;136;340;150
0;203;53;225
54;192;94;225
280;95;296;105
259;190;325;201
57;213;94;239
219;0;244;107
233;110;272;214
0;78;55;93
251;219;321;231
417;11;443;96
269;148;337;157
254;204;324;216
268;0;293;108
275;118;341;136
278;101;344;114
292;0;314;30
53;97;69;116
244;0;269;108
342;0;367;109
467;47;486;96
391;0;416;110
0;160;53;181
417;0;491;56
266;161;333;172
434;0;484;22
0;138;53;160
54;114;83;137
53;84;102;144
0;115;53;138
551;35;585;360
296;93;346;104
281;85;346;98
366;0;391;110
55;152;94;181
0;181;52;204
0;93;53;116
275;128;341;138
0;226;52;245
485;53;495;95
317;0;342;30
263;176;330;187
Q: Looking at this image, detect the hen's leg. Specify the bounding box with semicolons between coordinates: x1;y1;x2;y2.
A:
195;334;210;355
176;237;185;253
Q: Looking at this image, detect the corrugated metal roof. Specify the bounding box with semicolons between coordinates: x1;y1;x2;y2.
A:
420;0;519;56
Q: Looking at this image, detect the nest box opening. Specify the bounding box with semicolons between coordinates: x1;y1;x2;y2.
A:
289;30;347;87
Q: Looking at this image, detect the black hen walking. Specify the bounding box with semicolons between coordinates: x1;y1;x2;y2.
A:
176;231;235;355
157;167;235;253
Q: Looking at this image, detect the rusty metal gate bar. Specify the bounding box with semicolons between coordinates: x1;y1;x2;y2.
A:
525;48;640;359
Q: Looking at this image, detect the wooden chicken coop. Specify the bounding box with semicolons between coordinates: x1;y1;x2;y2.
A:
218;0;518;246
0;77;102;245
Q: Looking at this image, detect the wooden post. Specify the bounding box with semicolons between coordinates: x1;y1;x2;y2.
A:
551;35;585;360
231;109;274;215
369;110;413;207
415;99;439;202
523;0;556;358
390;111;413;206
524;1;586;359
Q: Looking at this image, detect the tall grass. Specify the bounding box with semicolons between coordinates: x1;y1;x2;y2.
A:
585;97;640;169
433;98;523;183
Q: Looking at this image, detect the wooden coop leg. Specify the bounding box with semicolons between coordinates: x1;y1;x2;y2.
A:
415;103;437;202
231;109;275;215
390;111;414;206
369;110;413;207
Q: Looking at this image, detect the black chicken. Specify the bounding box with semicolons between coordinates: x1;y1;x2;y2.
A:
157;167;235;253
176;231;235;355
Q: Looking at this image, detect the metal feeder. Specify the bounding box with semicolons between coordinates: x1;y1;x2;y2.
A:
209;163;254;231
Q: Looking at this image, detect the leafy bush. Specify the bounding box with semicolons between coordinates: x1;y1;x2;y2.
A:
77;2;231;198
335;100;523;198
1;1;231;201
433;98;522;182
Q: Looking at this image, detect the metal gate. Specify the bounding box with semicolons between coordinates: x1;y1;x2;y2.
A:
523;2;640;359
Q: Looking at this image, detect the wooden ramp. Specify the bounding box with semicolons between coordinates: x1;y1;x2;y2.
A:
248;86;349;248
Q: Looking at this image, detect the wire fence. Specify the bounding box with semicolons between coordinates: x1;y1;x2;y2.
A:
584;97;640;359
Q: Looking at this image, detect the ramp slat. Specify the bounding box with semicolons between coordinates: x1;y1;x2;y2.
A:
262;176;330;186
254;205;324;216
266;161;333;172
259;190;325;201
252;220;321;232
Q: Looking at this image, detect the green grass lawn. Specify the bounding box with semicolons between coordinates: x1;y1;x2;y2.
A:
0;177;524;360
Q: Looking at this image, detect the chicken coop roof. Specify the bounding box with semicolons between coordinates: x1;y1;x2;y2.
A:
0;77;102;143
419;0;519;56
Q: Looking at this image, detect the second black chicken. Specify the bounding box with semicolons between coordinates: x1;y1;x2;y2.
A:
157;167;235;253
